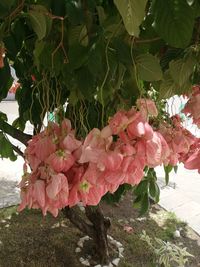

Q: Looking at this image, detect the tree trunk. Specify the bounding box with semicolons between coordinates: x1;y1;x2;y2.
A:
63;205;111;265
85;205;111;265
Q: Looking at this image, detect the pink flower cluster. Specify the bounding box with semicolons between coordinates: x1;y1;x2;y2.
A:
18;99;199;217
158;115;196;166
183;85;200;127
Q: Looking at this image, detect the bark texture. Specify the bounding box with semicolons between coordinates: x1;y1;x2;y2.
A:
63;205;111;264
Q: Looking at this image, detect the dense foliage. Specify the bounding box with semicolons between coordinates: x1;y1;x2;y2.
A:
1;0;200;214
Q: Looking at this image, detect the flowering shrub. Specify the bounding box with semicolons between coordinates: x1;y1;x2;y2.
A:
18;98;200;217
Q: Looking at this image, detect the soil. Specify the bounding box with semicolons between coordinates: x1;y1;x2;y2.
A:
0;193;199;267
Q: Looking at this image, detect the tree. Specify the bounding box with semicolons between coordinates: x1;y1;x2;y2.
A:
1;0;200;264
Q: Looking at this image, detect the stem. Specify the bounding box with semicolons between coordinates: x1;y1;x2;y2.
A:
0;118;32;145
134;37;161;44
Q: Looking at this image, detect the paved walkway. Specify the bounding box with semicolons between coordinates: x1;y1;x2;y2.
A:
0;101;200;235
156;165;200;235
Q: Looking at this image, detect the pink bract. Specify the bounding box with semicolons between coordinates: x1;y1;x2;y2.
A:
18;97;200;217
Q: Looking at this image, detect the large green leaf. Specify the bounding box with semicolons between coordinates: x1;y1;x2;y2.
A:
114;0;148;36
28;10;47;40
169;56;196;87
136;53;163;81
151;0;195;48
159;70;177;99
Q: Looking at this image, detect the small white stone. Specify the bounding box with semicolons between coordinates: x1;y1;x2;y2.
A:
80;235;90;241
94;265;101;267
112;258;120;266
51;223;60;229
108;263;114;267
137;217;146;221
82;259;90;266
110;240;117;245
75;247;81;253
0;240;3;245
173;230;181;238
61;221;67;228
116;241;123;248
118;247;124;253
1;220;6;223
117;219;123;224
6;215;11;220
129;218;135;223
79;257;85;263
118;253;124;258
5;224;10;228
79;206;85;212
107;235;114;241
77;240;84;248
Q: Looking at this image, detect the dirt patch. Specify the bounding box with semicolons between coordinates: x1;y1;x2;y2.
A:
0;193;199;267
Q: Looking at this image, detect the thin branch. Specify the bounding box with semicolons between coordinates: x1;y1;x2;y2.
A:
11;144;24;158
134;37;161;44
51;19;68;67
0;118;32;146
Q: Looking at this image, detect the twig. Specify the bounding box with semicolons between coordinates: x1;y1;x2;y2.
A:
131;37;161;44
51;19;68;68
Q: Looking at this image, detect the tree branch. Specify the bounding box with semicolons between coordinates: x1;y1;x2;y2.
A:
11;144;24;158
0;118;32;146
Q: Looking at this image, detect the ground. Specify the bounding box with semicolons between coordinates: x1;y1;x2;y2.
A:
0;194;199;267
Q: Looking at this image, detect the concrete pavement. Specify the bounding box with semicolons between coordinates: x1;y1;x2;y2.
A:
156;165;200;235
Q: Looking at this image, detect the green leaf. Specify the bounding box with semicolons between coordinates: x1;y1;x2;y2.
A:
151;0;195;48
136;53;163;81
28;10;47;40
68;44;88;70
169;56;196;87
0;58;13;101
114;0;148;36
96;6;106;25
159;70;177;99
79;26;89;47
103;184;132;204
149;181;160;202
174;165;178;174
140;193;150;215
134;180;149;196
164;165;173;185
75;67;95;100
33;40;45;71
0;112;7;121
159;67;193;99
0;132;17;161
